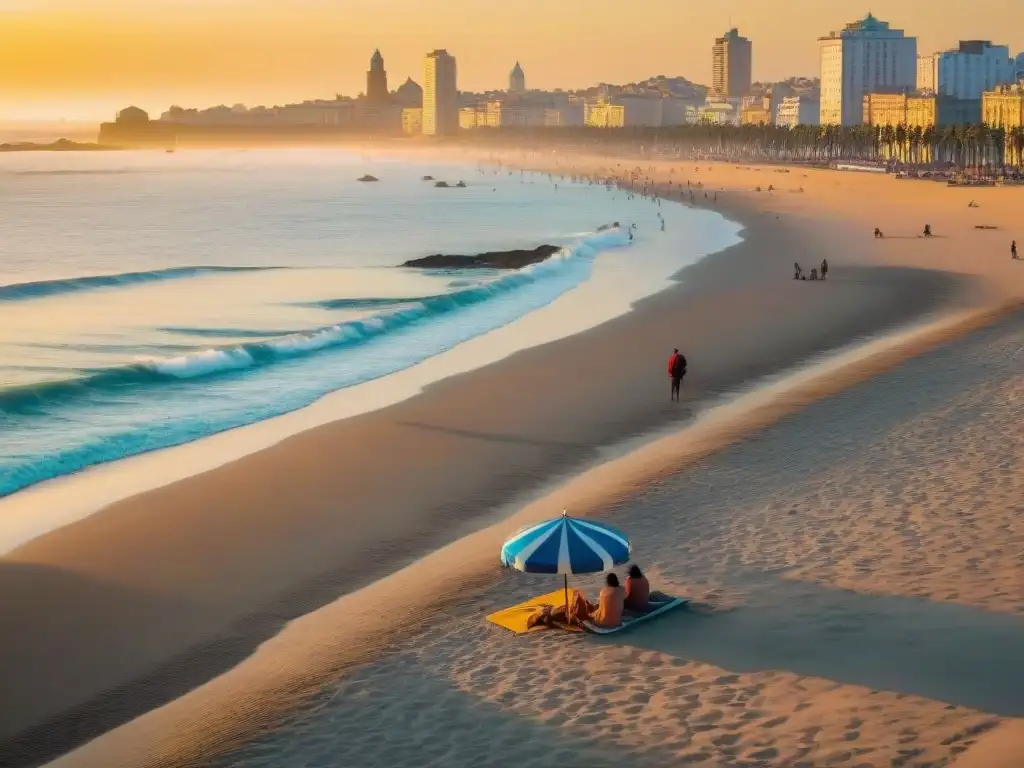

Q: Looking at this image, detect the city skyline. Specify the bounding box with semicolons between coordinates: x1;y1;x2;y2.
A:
2;0;1024;121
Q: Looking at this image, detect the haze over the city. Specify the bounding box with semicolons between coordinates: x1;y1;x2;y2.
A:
2;0;1023;120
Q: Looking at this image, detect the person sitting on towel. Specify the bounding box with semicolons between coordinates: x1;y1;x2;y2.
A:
569;573;625;629
624;564;651;611
625;564;671;612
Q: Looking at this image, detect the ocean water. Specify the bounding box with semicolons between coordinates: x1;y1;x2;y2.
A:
0;149;738;498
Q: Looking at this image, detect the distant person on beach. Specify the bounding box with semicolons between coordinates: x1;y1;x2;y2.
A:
668;348;687;401
794;262;802;280
569;573;624;629
820;259;828;280
923;224;932;237
1012;240;1018;260
874;228;884;238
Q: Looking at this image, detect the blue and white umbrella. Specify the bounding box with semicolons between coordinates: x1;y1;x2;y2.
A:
500;510;632;607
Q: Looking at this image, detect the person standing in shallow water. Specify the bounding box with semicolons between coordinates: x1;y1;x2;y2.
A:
820;258;829;280
1012;241;1018;260
668;348;687;401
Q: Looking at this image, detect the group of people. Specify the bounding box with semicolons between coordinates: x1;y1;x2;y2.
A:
527;566;666;631
793;259;828;281
569;566;668;629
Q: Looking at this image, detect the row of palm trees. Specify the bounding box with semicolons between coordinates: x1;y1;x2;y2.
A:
460;123;1024;174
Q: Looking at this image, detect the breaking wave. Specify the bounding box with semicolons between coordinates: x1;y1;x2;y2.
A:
0;265;285;302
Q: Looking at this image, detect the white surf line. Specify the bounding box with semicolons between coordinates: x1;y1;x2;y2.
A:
46;300;1017;768
0;203;740;555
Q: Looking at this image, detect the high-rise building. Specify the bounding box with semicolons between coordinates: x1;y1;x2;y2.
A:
423;49;459;136
712;29;753;98
366;49;389;104
819;13;917;125
1015;53;1024;82
509;62;526;94
917;41;1015;99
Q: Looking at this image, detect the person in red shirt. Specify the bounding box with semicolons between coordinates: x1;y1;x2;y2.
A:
667;348;687;401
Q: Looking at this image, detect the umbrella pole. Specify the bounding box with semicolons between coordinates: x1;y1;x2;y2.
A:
564;574;569;612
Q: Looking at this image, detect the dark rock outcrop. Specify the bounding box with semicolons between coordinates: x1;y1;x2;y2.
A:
357;175;379;182
402;245;561;270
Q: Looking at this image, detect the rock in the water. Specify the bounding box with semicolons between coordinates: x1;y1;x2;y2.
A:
434;181;450;188
358;174;379;182
422;175;435;181
402;245;561;270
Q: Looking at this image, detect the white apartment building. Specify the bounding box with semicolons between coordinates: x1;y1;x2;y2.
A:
775;96;821;127
819;13;917;125
917;41;1016;98
423;49;458;136
697;100;741;126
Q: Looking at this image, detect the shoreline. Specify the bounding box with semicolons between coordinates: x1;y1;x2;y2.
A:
0;174;739;550
2;150;1017;766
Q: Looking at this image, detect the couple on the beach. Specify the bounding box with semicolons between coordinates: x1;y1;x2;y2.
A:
567;565;666;629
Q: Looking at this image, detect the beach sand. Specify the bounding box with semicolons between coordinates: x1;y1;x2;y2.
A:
208;309;1024;768
2;151;1023;767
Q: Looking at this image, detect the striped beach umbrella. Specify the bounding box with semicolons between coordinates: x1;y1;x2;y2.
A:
500;510;632;608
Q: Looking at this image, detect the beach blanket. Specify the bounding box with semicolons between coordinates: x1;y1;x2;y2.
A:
581;597;687;634
487;590;686;635
486;589;578;634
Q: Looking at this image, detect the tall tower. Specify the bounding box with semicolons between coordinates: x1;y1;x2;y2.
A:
712;29;753;98
819;14;916;125
510;62;526;94
367;49;389;103
423;49;458;136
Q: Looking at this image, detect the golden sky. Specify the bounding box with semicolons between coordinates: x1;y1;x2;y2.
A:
1;0;1022;120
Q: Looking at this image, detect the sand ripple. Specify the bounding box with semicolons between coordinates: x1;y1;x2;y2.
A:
206;316;1024;765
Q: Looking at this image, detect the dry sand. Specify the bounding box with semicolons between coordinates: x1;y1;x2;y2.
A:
79;303;1020;768
2;151;1024;767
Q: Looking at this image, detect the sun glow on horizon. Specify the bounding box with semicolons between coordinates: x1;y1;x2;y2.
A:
2;0;1023;121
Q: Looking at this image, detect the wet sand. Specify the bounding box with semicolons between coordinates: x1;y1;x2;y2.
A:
2;152;1022;767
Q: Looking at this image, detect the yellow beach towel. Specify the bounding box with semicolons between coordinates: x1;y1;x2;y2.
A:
486;588;579;634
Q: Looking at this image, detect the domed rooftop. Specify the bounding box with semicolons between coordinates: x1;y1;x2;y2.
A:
845;12;890;32
371;49;384;66
394;77;423;106
116;106;150;123
511;61;524;76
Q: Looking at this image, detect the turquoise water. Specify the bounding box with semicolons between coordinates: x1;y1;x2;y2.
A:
0;149;691;496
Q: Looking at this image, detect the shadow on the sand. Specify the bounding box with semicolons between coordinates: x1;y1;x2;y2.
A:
208;656;685;768
605;575;1024;717
397;421;588;449
0;562;198;766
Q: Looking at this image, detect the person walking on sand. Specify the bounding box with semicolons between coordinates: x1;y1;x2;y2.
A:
1013;240;1018;260
820;258;828;280
668;348;687;402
